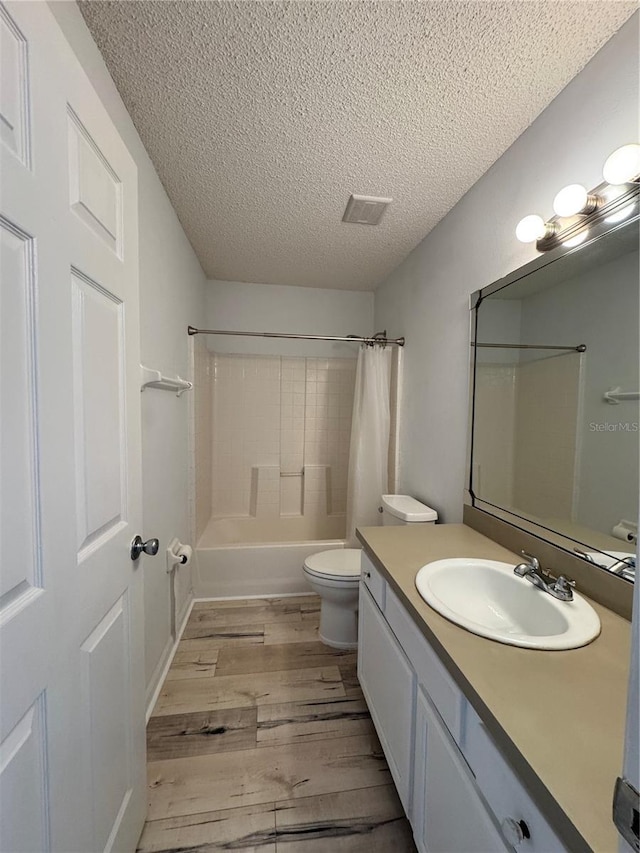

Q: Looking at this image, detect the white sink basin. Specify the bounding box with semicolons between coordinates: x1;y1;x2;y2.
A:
415;558;601;650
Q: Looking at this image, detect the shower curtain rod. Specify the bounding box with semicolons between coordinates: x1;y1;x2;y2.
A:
187;326;405;346
472;342;586;352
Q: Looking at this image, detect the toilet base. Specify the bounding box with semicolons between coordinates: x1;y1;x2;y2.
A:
318;597;359;649
319;631;358;650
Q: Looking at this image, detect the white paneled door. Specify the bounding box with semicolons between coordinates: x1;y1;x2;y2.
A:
0;3;146;851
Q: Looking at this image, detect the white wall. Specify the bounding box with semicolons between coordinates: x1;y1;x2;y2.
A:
374;14;639;522
49;3;207;707
205;279;374;358
475;300;522;364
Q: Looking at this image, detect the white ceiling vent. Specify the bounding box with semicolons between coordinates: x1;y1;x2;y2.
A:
342;194;392;226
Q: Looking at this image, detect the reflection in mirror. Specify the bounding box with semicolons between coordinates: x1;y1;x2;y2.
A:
471;215;639;583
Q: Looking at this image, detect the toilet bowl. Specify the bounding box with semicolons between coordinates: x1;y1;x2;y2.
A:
303;549;361;649
303;495;438;650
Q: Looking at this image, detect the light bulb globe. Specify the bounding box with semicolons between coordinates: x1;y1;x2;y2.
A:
553;184;589;217
516;215;546;243
603;144;640;185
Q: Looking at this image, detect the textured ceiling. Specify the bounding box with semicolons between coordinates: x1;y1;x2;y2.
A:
79;1;635;291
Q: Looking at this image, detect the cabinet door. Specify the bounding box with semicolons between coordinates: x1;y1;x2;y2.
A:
413;688;509;853
464;708;567;852
358;584;415;812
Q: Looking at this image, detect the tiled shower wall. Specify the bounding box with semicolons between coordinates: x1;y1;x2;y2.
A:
210;354;357;521
473;353;581;520
473;363;517;507
512;353;581;520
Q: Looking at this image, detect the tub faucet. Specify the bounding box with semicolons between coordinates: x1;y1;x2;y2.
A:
513;551;576;602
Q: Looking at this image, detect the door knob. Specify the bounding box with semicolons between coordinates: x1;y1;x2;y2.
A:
130;535;160;561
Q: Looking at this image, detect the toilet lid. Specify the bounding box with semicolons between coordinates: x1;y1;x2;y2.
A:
304;548;361;579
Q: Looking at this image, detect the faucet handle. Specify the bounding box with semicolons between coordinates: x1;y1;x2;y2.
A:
520;551;540;571
552;575;576;600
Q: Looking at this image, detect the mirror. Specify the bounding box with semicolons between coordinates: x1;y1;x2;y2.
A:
470;214;639;583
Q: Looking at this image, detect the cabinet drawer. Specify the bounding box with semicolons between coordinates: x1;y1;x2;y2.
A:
385;585;464;743
361;553;386;611
464;707;567;852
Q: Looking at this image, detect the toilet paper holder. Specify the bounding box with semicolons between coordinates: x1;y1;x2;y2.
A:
612;520;638;545
166;537;192;573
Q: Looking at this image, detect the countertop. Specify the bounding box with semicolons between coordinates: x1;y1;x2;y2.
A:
356;523;631;853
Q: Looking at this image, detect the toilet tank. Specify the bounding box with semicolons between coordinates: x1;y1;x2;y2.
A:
381;494;438;526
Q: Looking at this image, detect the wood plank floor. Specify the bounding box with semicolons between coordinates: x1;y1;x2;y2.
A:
140;594;417;852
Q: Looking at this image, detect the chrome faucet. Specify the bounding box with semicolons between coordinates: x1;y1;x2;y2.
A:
513;551;576;602
574;547;636;581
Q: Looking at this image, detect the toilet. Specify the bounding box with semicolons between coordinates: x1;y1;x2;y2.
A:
303;549;362;649
303;494;438;649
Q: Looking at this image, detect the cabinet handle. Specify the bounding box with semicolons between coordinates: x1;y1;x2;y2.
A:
364;571;371;579
501;817;531;846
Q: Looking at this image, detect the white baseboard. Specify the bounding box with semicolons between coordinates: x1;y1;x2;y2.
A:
192;591;315;603
175;590;193;633
145;593;195;723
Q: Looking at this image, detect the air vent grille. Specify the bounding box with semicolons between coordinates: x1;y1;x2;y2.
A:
342;194;392;225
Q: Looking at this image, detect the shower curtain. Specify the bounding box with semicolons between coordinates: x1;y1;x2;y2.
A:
346;344;392;546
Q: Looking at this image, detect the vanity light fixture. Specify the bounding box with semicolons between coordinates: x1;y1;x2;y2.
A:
516;142;640;251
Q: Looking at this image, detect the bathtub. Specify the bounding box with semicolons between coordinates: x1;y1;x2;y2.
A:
195;515;348;597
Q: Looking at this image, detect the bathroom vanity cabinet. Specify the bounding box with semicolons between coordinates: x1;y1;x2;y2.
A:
358;553;566;853
359;574;414;811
